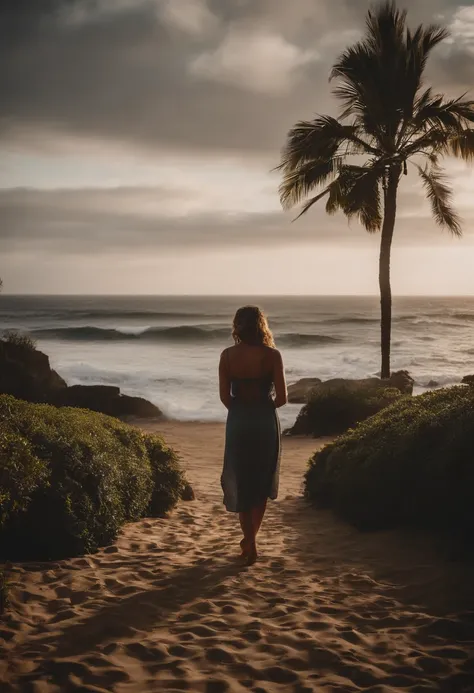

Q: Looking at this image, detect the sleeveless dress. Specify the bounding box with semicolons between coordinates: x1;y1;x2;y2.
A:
221;351;281;513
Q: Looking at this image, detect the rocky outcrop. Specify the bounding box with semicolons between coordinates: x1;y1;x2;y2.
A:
387;370;414;395
52;385;162;419
0;340;67;403
462;375;474;386
0;340;163;419
287;378;322;404
288;370;414;404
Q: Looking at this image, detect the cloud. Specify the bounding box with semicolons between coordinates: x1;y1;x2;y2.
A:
1;183;472;256
448;5;474;52
190;29;319;94
159;0;219;36
1;0;469;157
60;0;219;35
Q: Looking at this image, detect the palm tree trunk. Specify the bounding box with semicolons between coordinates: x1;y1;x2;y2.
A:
379;168;401;380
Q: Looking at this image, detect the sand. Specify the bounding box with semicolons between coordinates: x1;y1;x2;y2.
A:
2;421;474;693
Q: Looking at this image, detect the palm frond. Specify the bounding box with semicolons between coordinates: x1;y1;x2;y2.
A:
365;1;407;50
291;163;383;231
447;128;474;161
413;94;474;132
403;128;449;157
407;23;449;76
325;178;345;215
330;42;397;146
293;186;335;220
279;116;378;173
279;157;341;210
398;25;449;128
339;164;383;232
417;165;462;236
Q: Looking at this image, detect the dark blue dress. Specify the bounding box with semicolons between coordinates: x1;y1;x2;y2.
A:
221;370;281;513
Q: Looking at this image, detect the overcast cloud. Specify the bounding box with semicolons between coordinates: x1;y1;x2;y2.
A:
1;0;474;293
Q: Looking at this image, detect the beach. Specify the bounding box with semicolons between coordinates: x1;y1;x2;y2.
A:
2;420;474;693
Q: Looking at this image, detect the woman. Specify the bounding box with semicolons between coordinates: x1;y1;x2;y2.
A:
219;306;287;566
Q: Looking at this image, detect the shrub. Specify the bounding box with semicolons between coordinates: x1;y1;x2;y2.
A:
291;384;404;437
145;436;183;515
0;395;185;560
304;386;474;535
1;330;37;351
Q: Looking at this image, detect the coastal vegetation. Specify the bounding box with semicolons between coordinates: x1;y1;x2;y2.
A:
305;386;474;535
0;395;184;561
1;329;37;351
291;384;404;437
279;1;474;378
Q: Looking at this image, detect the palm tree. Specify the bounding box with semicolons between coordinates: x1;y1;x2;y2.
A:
279;1;474;378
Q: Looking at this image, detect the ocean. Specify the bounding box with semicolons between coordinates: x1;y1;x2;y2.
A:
1;295;473;429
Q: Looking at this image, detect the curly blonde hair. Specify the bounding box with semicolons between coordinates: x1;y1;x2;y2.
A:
232;306;275;348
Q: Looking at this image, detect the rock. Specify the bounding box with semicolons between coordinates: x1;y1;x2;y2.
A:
180;483;196;501
287;378;322;404
54;385;162;419
0;339;163;419
462;375;474;387
288;370;414;405
388;370;414;395
427;380;440;388
118;395;163;418
55;384;121;407
0;340;67;402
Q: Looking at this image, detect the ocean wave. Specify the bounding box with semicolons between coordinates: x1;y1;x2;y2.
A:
320;317;378;325
279;333;343;347
32;325;231;343
452;312;474;322
31;325;344;347
318;313;474;327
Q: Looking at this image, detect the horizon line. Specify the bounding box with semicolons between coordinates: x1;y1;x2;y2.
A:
2;293;474;299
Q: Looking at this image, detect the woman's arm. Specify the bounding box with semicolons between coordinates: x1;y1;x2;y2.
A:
273;349;288;408
219;349;232;409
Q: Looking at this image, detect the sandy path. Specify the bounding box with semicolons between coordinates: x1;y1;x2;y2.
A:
1;421;474;693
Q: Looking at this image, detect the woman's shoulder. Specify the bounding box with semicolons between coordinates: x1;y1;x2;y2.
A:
220;345;237;363
263;345;281;357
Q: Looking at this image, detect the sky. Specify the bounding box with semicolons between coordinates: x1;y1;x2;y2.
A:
1;0;474;295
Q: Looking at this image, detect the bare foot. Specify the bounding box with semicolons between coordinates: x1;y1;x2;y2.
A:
245;544;258;566
240;538;251;558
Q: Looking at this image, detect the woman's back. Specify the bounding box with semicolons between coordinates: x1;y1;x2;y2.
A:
225;344;274;404
220;342;286;410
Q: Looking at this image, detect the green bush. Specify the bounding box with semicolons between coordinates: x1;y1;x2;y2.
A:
291;384;404;437
1;330;37;351
305;386;474;534
144;436;182;516
0;395;185;560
